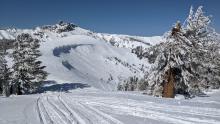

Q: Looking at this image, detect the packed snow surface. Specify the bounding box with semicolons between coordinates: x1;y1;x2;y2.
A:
1;88;220;124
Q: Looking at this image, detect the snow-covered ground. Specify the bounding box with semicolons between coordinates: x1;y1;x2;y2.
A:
1;88;220;124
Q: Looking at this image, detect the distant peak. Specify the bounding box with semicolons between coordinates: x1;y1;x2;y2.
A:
41;21;78;33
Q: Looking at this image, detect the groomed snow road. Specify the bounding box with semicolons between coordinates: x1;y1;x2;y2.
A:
34;89;220;124
1;89;220;124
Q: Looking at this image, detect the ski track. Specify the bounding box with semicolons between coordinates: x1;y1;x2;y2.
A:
46;96;73;124
36;93;220;124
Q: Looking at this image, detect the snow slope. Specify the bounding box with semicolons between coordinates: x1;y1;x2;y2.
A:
0;23;162;90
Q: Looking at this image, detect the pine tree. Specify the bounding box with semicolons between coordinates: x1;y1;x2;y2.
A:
12;33;47;95
0;47;12;97
184;6;220;90
28;35;48;88
146;6;220;98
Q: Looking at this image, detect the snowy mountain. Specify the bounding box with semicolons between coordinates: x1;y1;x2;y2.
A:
0;22;163;91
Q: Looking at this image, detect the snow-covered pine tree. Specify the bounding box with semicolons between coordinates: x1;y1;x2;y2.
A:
146;6;220;98
184;6;220;90
28;35;48;88
117;76;139;91
12;33;47;95
0;47;12;97
12;33;33;94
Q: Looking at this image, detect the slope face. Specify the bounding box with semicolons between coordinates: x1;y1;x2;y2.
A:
0;23;163;90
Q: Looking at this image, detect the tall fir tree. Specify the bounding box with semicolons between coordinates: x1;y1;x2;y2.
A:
0;47;12;97
28;34;48;88
146;6;220;98
12;33;47;95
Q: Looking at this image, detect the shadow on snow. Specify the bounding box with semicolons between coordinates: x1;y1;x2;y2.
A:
36;80;90;93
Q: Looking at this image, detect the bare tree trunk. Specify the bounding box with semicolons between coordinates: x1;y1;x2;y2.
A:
2;84;10;97
163;68;175;98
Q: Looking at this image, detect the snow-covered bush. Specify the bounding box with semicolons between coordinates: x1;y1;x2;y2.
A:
118;76;150;92
131;46;144;59
117;76;139;91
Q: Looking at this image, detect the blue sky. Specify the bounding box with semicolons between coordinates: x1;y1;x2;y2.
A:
0;0;219;36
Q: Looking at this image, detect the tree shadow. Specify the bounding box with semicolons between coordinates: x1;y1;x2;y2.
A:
53;44;93;57
62;60;75;70
36;80;90;93
197;93;210;97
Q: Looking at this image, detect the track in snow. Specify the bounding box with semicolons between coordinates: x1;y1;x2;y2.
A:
37;93;123;124
36;92;220;124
